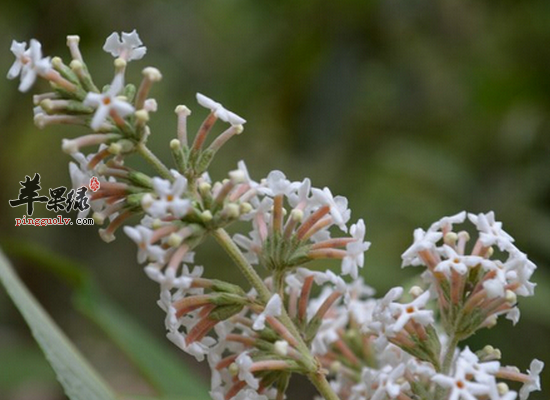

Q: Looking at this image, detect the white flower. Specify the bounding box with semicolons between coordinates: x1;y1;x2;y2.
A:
505;250;537;297
84;74;135;130
8;39;51;92
483;277;506;299
310;187;350;232
311;316;344;355
434;245;484;276
69;157;92;189
468;211;515;251
456;347;500;382
406;358;436;378
379;287;404;308
166;329;186;350
233;231;262;264
235;352;259;389
347;279;376;325
207;344;230;392
236;160;260;190
68;150;110;219
428;211;466;232
288;178;311;209
142;174;191;218
252;294;282;330
233;389;269;400
505;306;521;325
369;287;404;344
146;259;199;291
159;264;202;291
519;359;544;400
401;228;442;267
311;270;347;294
7;40;27;80
259;170;299;197
196;93;246;126
432;371;496;400
284;268;311;291
341;219;370;279
145;263;193;290
387;290;434;334
184;338;216;362
369;364;408;400
166;324;216;362
103;30;146;61
123;225;165;264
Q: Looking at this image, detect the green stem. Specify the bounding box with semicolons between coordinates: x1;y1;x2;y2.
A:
211;228;341;400
136;143;173;181
308;372;340;400
442;334;458;374
212;228;271;301
211;229;302;352
435;334;459;398
274;270;286;301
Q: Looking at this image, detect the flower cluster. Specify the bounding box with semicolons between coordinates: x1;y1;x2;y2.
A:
401;211;535;332
233;169;370;280
8;31;544;400
313;212;543;400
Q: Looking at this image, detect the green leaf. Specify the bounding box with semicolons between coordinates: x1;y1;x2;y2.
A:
2;238;210;399
0;345;57;390
0;238;88;288
0;249;118;400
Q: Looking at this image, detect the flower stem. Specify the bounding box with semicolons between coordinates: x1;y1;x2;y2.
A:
211;227;341;400
136;143;173;181
212;228;271;301
435;334;459;398
212;228;304;352
274;270;286;301
308;371;340;400
442;334;458;374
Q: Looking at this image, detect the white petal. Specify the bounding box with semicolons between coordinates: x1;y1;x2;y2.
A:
90;106;109;131
103;32;122;56
196;92;218;110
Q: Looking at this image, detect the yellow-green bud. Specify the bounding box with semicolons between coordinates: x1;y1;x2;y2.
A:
170;139;182;150
92;212;105;226
135;109;149;123
228;363;239;377
201;210;213;222
142;67;162;82
108;142;122;155
274;340;288;356
168;233;184;248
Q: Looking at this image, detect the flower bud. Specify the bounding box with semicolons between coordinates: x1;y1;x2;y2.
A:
274;340;288;356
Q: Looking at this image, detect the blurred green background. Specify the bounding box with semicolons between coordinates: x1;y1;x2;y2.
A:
0;0;549;399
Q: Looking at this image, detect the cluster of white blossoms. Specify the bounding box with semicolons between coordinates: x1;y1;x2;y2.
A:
313;212;543;400
233;167;370;279
8;31;544;400
401;211;536;330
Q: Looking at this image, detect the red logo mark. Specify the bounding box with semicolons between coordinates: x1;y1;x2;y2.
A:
89;176;100;192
